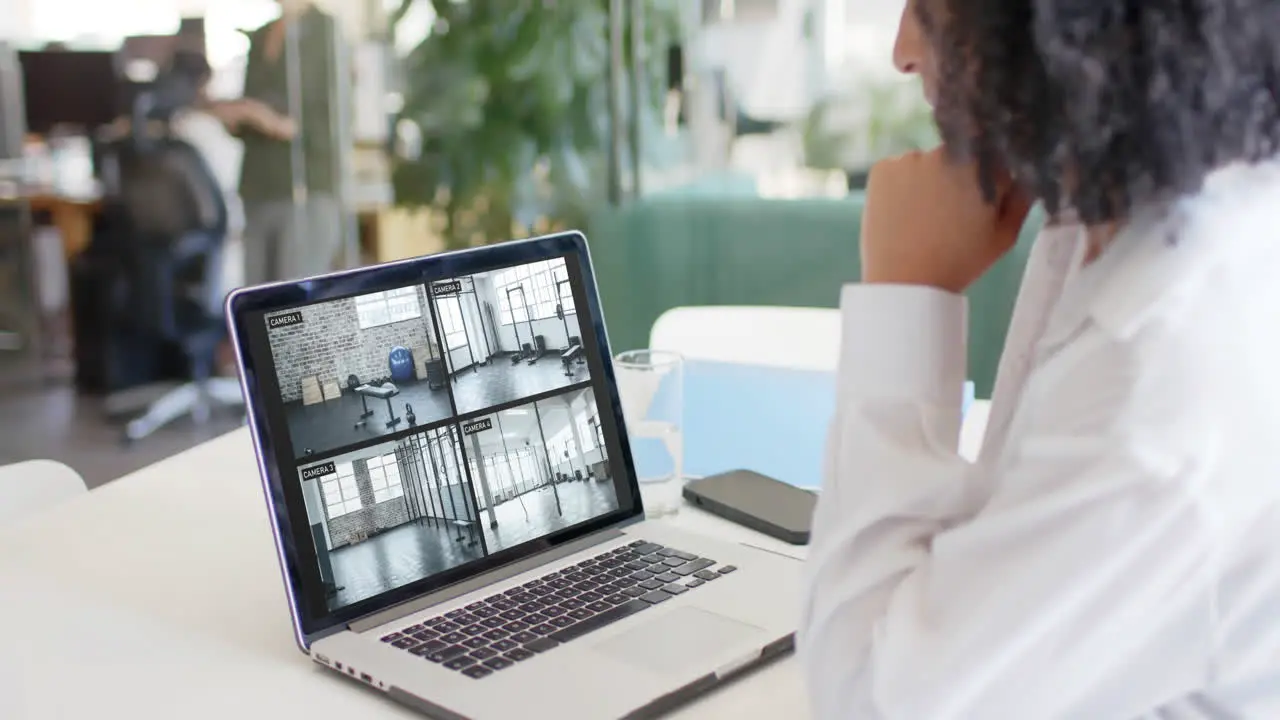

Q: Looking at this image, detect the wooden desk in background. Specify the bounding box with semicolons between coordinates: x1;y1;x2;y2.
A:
27;192;102;259
357;205;446;265
28;194;438;267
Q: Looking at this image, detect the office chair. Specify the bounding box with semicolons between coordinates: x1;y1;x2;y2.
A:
98;87;243;443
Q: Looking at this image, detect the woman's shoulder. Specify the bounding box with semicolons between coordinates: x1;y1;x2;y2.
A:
1029;160;1280;445
1082;158;1280;343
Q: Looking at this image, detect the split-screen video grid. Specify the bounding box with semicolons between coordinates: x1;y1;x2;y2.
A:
264;258;619;611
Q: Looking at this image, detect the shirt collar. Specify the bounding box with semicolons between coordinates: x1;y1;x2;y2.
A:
1079;158;1280;341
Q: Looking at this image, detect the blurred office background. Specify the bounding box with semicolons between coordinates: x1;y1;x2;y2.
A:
4;0;1024;489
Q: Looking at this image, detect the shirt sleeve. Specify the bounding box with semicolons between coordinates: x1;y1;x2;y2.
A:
797;284;1216;719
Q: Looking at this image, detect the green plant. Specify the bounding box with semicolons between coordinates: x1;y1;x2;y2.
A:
801;79;939;180
389;0;680;249
862;80;938;159
799;96;852;171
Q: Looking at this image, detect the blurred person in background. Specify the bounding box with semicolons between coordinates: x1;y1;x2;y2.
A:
799;1;1280;718
231;0;343;287
166;51;255;246
159;51;285;372
165;50;275;304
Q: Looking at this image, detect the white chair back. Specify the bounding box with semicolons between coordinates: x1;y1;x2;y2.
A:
649;306;841;371
0;460;88;525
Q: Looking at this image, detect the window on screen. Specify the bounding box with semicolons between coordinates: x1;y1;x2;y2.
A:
366;454;405;504
321;463;362;518
437;296;467;350
496;259;570;324
355;288;421;329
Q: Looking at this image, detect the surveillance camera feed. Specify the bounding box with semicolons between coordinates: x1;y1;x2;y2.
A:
261;257;620;612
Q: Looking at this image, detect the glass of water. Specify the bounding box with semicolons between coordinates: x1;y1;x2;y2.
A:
614;349;685;518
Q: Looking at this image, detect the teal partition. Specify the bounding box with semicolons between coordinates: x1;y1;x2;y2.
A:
587;194;1041;398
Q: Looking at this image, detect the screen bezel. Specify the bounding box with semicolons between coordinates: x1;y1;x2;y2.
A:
226;232;644;646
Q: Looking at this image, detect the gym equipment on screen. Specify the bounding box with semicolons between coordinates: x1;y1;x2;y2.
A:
261;256;622;614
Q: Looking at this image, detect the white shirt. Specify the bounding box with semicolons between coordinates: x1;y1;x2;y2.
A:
171;108;248;289
798;159;1280;719
171;110;244;193
171;109;246;232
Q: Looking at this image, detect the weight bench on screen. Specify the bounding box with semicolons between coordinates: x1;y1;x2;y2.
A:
560;344;584;377
560;335;587;377
349;374;402;430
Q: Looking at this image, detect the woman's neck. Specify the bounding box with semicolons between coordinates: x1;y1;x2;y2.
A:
1046;207;1120;265
1083;223;1120;264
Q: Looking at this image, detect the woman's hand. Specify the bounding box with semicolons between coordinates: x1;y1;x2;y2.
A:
208;100;294;140
860;147;1033;294
245;102;297;141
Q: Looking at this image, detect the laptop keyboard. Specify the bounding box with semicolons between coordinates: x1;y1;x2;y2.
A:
378;539;738;680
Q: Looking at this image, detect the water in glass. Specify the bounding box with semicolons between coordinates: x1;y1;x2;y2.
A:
614;350;684;518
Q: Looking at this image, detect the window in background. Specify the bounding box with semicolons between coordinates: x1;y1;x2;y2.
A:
204;0;283;95
356;287;421;329
496;259;570;324
436;296;466;350
27;1;283;98
320;462;362;518
28;0;181;47
390;0;437;56
366;454;404;504
727;0;781;22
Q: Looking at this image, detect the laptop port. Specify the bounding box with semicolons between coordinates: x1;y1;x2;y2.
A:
360;673;372;683
335;663;343;671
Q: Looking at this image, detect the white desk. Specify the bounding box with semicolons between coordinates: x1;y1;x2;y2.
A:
0;402;989;719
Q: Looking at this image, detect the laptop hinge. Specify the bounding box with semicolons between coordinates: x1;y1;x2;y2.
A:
347;521;638;635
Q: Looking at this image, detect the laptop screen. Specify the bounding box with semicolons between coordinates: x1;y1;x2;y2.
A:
233;240;639;632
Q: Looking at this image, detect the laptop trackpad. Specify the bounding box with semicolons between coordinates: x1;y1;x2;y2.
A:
594;607;767;676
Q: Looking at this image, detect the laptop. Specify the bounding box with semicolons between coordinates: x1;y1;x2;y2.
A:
226;231;801;719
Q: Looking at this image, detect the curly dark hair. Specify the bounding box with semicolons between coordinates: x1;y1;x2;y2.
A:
920;0;1280;224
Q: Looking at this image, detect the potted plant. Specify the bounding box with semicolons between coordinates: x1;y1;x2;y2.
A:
802;79;939;191
388;0;680;251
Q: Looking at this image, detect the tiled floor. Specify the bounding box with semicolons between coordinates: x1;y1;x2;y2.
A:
285;358;592;458
323;480;619;610
283;380;453;459
480;480;620;555
451;355;590;416
327;519;486;611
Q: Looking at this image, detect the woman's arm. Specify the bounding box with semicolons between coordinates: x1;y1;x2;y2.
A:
798;283;1217;718
202;98;295;141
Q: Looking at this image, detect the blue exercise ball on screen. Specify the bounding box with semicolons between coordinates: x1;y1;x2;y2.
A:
388;346;415;382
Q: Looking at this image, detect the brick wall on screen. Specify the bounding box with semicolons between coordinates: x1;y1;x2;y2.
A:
326;458;411;548
266;286;440;403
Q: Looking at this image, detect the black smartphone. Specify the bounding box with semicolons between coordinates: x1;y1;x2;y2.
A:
683;470;816;545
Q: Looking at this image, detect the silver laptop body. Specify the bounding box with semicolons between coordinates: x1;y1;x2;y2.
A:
227;232;800;719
